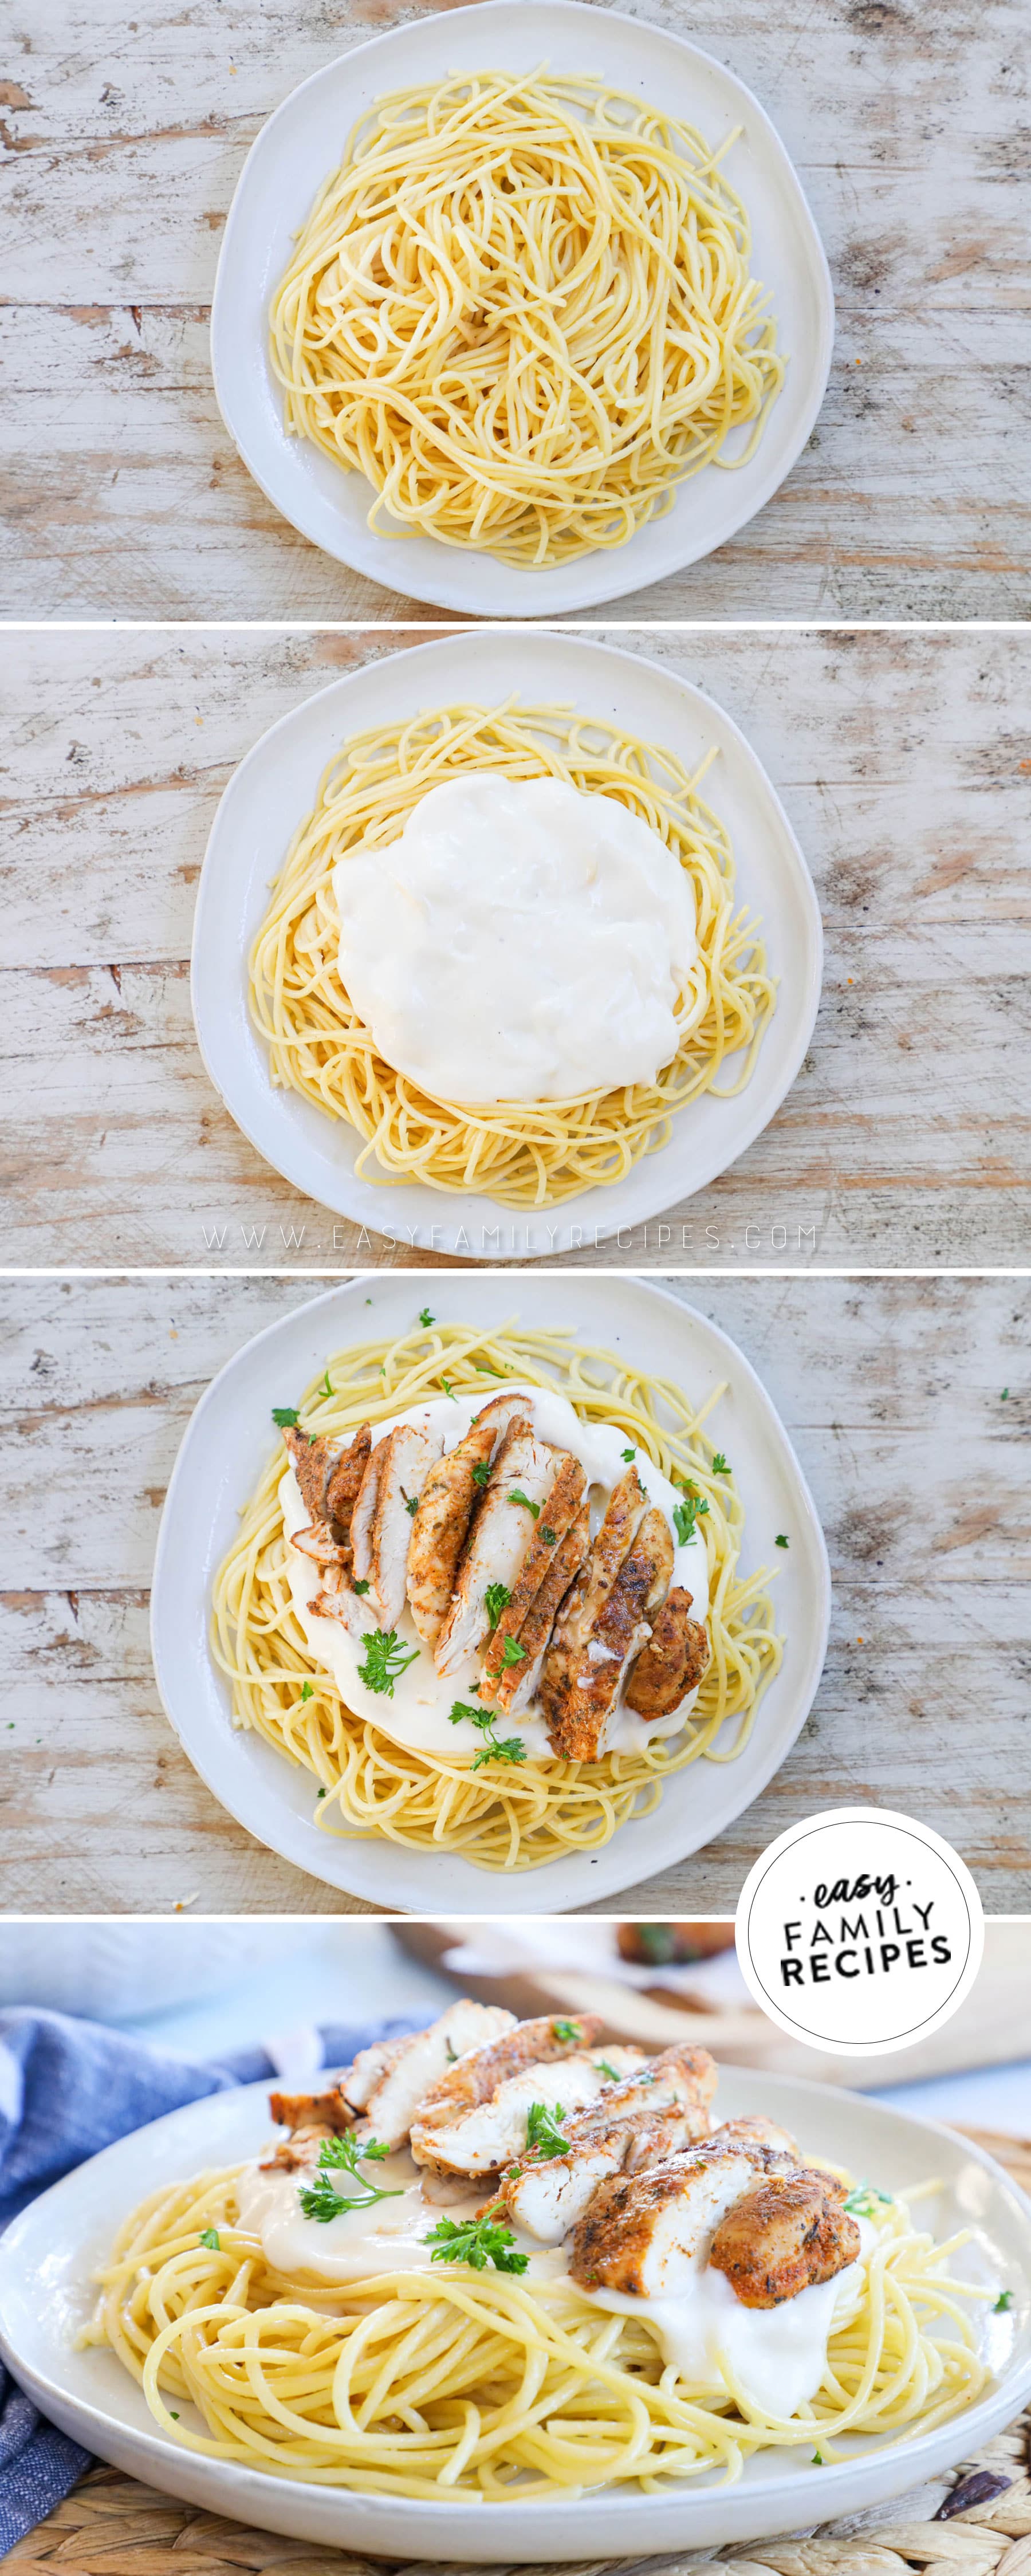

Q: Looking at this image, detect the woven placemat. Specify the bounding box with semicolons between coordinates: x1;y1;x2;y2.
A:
6;2130;1029;2576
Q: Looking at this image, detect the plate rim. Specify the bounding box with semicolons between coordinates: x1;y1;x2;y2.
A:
188;626;825;1253
2;2066;1029;2558
148;1269;832;1909
208;0;836;616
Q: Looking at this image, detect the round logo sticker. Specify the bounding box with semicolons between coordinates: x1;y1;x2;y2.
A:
735;1807;985;2055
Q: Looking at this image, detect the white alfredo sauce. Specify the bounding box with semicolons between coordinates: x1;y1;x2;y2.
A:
237;2150;564;2288
278;1381;709;1764
333;772;697;1104
584;2216;873;2419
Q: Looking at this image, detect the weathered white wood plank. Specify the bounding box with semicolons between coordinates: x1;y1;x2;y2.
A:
1;0;1028;617
1;626;1028;1268
0;1273;1026;1916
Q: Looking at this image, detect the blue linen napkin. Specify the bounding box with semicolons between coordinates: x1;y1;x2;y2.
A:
0;2005;417;2555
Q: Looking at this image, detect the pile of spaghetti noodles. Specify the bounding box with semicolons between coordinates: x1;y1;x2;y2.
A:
247;701;776;1206
88;2168;989;2495
269;70;785;565
210;1315;783;1871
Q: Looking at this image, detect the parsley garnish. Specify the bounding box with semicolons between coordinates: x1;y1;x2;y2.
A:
812;2450;824;2465
170;2410;179;2418
440;1379;458;1401
621;1446;636;1462
994;2289;1014;2311
500;1634;528;1669
475;1362;505;1378
448;1700;526;1769
299;2133;402;2223
551;2019;582;2044
596;2059;620;2081
485;1581;511;1633
540;1525;557;1545
300;1681;313;1702
843;2182;892;2216
273;1406;299;1428
673;1492;710;1545
424;2215;528;2274
472;1460;491;1488
198;2227;221;2250
317;1371;333;1400
526;2101;569;2160
357;1630;420;1696
419;1308;434;1328
711;1452;730;1475
775;1533;790;1548
352;1578;371;1595
509;1488;540;1518
403;1490;418;1517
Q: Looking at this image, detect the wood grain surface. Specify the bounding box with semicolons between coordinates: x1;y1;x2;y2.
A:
1;1271;1026;1917
2;0;1028;620
3;624;1029;1271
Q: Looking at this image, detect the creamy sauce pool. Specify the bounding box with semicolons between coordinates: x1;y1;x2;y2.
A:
237;2152;871;2417
280;1382;710;1763
333;772;698;1104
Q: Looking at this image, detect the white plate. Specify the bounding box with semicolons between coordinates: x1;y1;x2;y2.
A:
210;0;833;616
190;630;823;1257
2;2066;1027;2563
149;1271;831;1910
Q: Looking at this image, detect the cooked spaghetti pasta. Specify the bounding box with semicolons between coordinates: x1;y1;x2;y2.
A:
211;1317;782;1872
88;2166;990;2496
269;70;785;566
248;701;776;1206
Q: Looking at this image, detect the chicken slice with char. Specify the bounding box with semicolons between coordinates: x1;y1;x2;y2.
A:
477;1452;587;1706
570;2143;764;2294
500;2044;718;2243
309;1559;377;1641
495;1504;590;1718
558;1465;652;1648
408;2011;603;2174
406;1395;529;1649
259;2082;354;2172
411;2050;643;2182
709;2171;860;2308
285;1422;371;1566
434;1425;560;1678
625;1588;710;1718
540;1507;674;1761
345;2000;517;2149
350;1419;443;1631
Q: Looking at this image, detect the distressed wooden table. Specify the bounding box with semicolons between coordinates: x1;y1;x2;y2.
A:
1;1272;1026;1916
3;624;1029;1272
2;0;1028;621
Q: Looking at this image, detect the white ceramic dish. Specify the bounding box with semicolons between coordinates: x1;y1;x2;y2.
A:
190;630;823;1258
2;2066;1027;2563
210;0;833;616
149;1271;831;1910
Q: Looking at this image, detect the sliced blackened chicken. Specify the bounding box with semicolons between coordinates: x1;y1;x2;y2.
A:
345;2000;516;2150
540;1505;674;1761
625;1587;710;1718
434;1420;557;1677
407;1395;529;1650
260;2081;355;2172
477;1451;587;1707
351;1419;443;1631
501;2044;718;2243
285;1422;371;1568
709;2170;859;2308
495;1504;590;1718
408;2011;603;2176
570;2140;766;2295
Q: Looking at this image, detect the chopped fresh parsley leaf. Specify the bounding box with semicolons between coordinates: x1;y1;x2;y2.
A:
170;2410;179;2418
812;2450;824;2465
403;1490;419;1517
475;1362;505;1378
485;1581;511;1633
317;1787;326;1799
300;2134;403;2223
711;1452;730;1476
419;1308;435;1328
1001;1388;1009;1401
198;2227;221;2250
317;1371;333;1401
448;1700;482;1725
526;2101;569;2160
509;1488;540;1518
673;1492;709;1545
843;2182;892;2216
621;1446;636;1462
540;1525;557;1545
448;1699;527;1769
424;2215;528;2275
440;1378;458;1401
272;1406;299;1428
596;2059;620;2081
300;1681;314;1702
500;1633;528;1669
357;1629;420;1696
551;2019;582;2044
352;1578;371;1595
472;1460;491;1488
775;1533;790;1548
994;2289;1014;2311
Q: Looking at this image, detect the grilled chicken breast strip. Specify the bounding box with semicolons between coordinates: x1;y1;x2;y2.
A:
540;1505;674;1761
477;1451;587;1706
347;2001;517;2150
349;1419;443;1631
434;1424;560;1677
495;1504;590;1718
408;2011;605;2175
500;2044;719;2242
570;2131;853;2299
625;1587;710;1717
709;2172;860;2307
407;1395;528;1649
